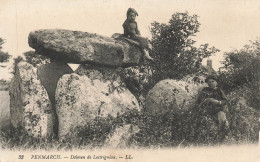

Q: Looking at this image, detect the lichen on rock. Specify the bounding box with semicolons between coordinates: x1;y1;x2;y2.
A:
28;29;143;67
145;79;205;115
56;66;140;137
9;62;54;137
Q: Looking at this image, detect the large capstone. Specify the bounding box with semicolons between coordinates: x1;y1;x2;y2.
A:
28;29;143;67
9;62;54;137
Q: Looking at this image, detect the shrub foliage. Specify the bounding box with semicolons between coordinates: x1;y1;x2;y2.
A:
219;40;260;109
149;12;219;81
0;37;11;63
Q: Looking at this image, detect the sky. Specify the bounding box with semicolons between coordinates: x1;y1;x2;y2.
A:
0;0;260;79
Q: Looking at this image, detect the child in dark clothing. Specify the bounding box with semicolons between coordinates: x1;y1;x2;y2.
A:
123;8;140;38
197;75;229;129
122;8;154;62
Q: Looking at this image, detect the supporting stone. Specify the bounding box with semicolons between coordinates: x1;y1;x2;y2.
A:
56;65;140;137
37;61;73;135
9;62;54;137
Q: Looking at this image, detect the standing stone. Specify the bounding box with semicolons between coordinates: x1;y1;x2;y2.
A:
37;61;73;105
9;62;54;137
28;29;143;67
0;91;11;129
145;79;205;115
37;61;73;134
56;65;140;137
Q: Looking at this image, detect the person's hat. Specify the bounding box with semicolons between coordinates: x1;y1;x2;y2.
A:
205;75;219;83
127;8;138;17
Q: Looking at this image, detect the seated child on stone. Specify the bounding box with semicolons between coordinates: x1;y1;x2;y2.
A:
122;8;154;62
197;75;229;129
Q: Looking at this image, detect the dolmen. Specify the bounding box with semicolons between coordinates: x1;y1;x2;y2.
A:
9;29;142;138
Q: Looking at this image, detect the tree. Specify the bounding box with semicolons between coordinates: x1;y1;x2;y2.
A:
121;12;220;103
0;37;11;63
23;51;50;67
149;12;219;81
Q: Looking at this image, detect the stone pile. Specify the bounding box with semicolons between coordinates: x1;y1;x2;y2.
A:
10;29;142;138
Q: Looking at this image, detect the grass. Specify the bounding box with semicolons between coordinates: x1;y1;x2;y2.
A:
0;81;259;150
1;102;258;150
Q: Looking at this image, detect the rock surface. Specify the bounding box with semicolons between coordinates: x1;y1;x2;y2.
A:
37;61;73;134
56;65;140;137
9;62;54;137
28;29;143;67
104;124;139;148
145;79;205;115
0;91;11;129
37;61;73;105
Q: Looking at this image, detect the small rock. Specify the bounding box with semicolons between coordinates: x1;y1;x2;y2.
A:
104;124;139;148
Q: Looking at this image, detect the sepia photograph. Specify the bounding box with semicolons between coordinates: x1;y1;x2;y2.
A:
0;0;259;161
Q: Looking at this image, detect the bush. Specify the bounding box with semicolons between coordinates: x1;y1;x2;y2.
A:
0;51;10;63
23;51;50;67
219;40;260;110
73;116;114;149
0;37;11;63
0;79;10;91
119;66;155;108
227;89;259;143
